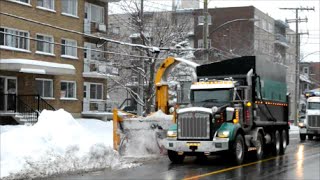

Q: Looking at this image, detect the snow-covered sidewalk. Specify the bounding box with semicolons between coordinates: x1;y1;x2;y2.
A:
0;109;135;180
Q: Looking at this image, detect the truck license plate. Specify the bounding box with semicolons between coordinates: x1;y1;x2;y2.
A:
186;142;200;147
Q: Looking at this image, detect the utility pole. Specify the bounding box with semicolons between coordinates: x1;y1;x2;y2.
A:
203;0;209;62
280;7;314;125
137;0;144;116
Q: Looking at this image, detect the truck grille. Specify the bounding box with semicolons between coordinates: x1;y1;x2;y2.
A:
308;115;320;127
177;112;210;139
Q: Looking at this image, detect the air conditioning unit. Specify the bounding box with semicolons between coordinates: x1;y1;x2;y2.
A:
98;24;107;32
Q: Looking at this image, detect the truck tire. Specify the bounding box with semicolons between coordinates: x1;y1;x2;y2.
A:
232;134;245;165
308;135;314;140
255;132;264;160
300;134;306;141
280;129;288;155
272;130;281;156
168;150;185;164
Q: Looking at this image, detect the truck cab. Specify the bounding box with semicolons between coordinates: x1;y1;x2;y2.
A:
299;96;320;140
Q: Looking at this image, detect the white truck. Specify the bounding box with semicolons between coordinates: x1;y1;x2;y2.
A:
299;96;320;140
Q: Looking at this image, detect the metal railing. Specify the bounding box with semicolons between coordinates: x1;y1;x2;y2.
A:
1;94;55;124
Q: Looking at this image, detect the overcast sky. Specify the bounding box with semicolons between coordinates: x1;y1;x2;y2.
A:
110;0;319;62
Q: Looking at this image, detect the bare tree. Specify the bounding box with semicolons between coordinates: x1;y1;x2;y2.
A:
108;0;193;114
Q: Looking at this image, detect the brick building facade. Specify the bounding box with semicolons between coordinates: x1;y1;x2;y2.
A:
0;0;113;119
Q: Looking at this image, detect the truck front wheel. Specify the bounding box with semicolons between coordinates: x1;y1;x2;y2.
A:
168;150;185;164
300;134;306;141
232;134;245;165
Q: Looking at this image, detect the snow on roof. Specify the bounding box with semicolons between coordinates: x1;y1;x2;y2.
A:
300;74;312;83
0;59;75;69
175;57;199;68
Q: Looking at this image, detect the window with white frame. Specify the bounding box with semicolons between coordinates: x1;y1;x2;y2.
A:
36;79;53;98
37;0;54;10
85;3;104;23
198;16;212;25
62;0;78;16
0;27;29;50
61;39;77;57
303;67;309;74
36;34;54;54
198;39;211;48
90;83;103;100
254;15;260;27
11;0;30;4
262;19;267;31
60;81;76;98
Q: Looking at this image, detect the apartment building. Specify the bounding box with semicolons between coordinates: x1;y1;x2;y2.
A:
0;0;114;122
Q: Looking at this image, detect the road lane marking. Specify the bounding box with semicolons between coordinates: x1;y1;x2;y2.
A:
183;156;281;180
183;145;320;180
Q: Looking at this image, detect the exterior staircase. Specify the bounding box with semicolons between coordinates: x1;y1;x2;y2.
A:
1;94;55;125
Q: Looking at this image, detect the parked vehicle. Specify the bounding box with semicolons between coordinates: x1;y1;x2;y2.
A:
299;96;320;140
163;56;290;164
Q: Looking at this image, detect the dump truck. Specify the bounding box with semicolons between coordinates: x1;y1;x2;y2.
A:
163;56;290;164
298;96;320;140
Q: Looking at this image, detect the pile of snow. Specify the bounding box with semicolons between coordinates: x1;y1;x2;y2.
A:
290;125;299;134
119;110;173;157
0;109;135;180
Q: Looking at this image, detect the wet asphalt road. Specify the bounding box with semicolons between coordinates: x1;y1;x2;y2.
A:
45;134;320;180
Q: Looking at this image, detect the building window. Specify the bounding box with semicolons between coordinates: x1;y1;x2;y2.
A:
10;0;30;4
36;79;53;98
0;27;29;50
37;0;54;10
61;39;77;57
198;39;211;48
90;83;103;100
254;15;260;27
62;0;78;16
262;19;267;31
85;3;104;23
198;16;212;25
60;81;76;99
36;34;54;54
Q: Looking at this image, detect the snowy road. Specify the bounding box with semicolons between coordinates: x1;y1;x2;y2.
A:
43;134;320;180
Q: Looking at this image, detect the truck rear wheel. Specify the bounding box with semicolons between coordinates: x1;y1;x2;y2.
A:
308;135;314;140
272;130;281;156
168;150;185;164
232;134;245;165
280;129;288;155
300;134;306;141
255;133;264;160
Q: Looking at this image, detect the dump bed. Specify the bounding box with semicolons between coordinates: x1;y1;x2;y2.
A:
196;56;287;102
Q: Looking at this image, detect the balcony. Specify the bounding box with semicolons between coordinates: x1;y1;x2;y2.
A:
275;33;289;48
84;20;107;37
83;60;119;79
97;0;120;2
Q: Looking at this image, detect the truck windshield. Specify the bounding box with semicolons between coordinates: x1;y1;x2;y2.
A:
190;89;232;107
308;102;320;110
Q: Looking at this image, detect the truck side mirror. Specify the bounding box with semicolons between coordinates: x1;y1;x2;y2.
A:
226;107;235;121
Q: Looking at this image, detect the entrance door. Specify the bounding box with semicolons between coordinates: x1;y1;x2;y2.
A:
83;83;89;111
0;77;17;112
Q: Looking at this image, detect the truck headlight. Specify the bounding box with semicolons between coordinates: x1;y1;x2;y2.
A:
298;122;305;127
217;131;230;138
167;130;177;138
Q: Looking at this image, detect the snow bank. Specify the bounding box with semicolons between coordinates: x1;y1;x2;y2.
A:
290;125;299;134
0;109;133;180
